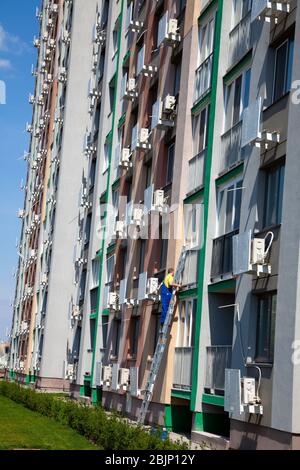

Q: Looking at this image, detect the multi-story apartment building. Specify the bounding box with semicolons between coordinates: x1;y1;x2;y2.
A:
9;0;300;450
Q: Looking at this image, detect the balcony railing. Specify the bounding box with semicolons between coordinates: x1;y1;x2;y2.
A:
228;12;251;69
211;230;238;280
194;53;213;104
182;249;199;286
205;346;232;393
220;121;243;173
188;149;206;194
173;347;194;391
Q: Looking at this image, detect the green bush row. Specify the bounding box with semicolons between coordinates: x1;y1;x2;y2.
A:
0;381;188;450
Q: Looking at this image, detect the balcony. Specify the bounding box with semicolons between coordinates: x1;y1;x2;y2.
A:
220;121;243;174
188;149;206;195
228;12;251;69
205;346;232;394
173;347;194;391
211;230;238;281
182;250;199;287
194;53;213;104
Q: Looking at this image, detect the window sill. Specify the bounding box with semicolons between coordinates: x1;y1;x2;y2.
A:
246;362;273;368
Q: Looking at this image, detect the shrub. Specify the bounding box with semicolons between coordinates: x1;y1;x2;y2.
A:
0;381;189;450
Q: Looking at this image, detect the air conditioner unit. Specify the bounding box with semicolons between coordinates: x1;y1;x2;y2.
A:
119;148;132;168
29;94;35;104
65;364;75;380
50;3;59;14
123;78;138;100
241;378;256;405
72;305;80;319
103;365;112;384
33;37;40;48
128;20;143;34
119;368;130;390
58;67;67;83
45;73;53;84
115;220;126;238
225;369;263;416
26;123;33;133
163;95;176;113
132;208;143;226
62;31;71;44
37;95;44;106
158;13;181;47
153;190;165;209
41;274;48;286
139;128;150;146
233;230;273;277
168;19;179;36
18;209;26;219
42;31;49;42
108;292;119;310
147;277;159;296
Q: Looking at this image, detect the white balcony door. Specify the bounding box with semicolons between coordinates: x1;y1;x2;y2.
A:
217;178;243;237
176;299;197;348
198;15;215;65
224;67;251;133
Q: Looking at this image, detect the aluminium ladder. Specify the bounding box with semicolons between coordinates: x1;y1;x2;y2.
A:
137;248;188;425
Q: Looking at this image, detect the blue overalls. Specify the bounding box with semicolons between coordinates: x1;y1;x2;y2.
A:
161;283;173;325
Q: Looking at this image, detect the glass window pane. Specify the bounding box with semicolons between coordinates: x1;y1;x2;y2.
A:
233;180;243;230
243;68;251;110
273;41;288;102
225;185;234;233
199;107;207;152
233;75;242;125
286;39;294;93
277;165;285;224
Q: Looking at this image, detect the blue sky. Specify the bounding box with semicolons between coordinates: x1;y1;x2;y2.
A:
0;0;40;340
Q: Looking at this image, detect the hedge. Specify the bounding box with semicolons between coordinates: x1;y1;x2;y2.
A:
0;381;189;450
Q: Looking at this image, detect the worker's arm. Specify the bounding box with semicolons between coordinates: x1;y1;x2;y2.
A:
169;279;181;289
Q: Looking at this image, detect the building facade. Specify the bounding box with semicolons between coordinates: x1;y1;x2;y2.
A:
10;0;300;450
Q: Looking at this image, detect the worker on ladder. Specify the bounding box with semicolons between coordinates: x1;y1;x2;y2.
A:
160;268;181;325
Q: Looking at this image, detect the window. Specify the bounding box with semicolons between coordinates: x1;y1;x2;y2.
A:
112;319;121;357
90;288;98;313
231;0;252;28
152;312;161;356
129;316;140;356
145;161;152;189
176;299;197;348
255;293;277;363
217;179;243;236
138;240;146;274
84;213;92;246
89;318;96;351
184;199;203;249
101;319;108;350
273;38;294;102
89;158;96;189
112;29;118;57
192;105;210;157
112;189;119;224
106;255;115;287
160;238;168;270
79;270;87;302
198;15;215;65
264;163;285;228
90;258;100;289
103;143;110;173
224;68;251;132
173;61;182;96
166;143;175;185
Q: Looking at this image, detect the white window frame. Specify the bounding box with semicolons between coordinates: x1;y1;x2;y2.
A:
223;67;251;133
216;177;243;237
176;298;196;348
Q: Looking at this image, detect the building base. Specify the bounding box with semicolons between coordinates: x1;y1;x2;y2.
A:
35;376;70;392
230;419;300;450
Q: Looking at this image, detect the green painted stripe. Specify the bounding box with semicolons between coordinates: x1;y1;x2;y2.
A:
208;278;236;293
216;162;244;186
191;92;211;115
184;188;204;204
191;0;224;412
118;112;126;128
90;0;125;389
223;50;252;84
171;389;191;400
102;309;110;316
202;393;224;407
164;405;172;431
90;312;97;320
198;0;218;24
84;375;92;382
178;288;198;300
194;412;204;431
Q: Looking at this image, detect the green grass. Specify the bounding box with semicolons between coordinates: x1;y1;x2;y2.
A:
0;396;101;450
